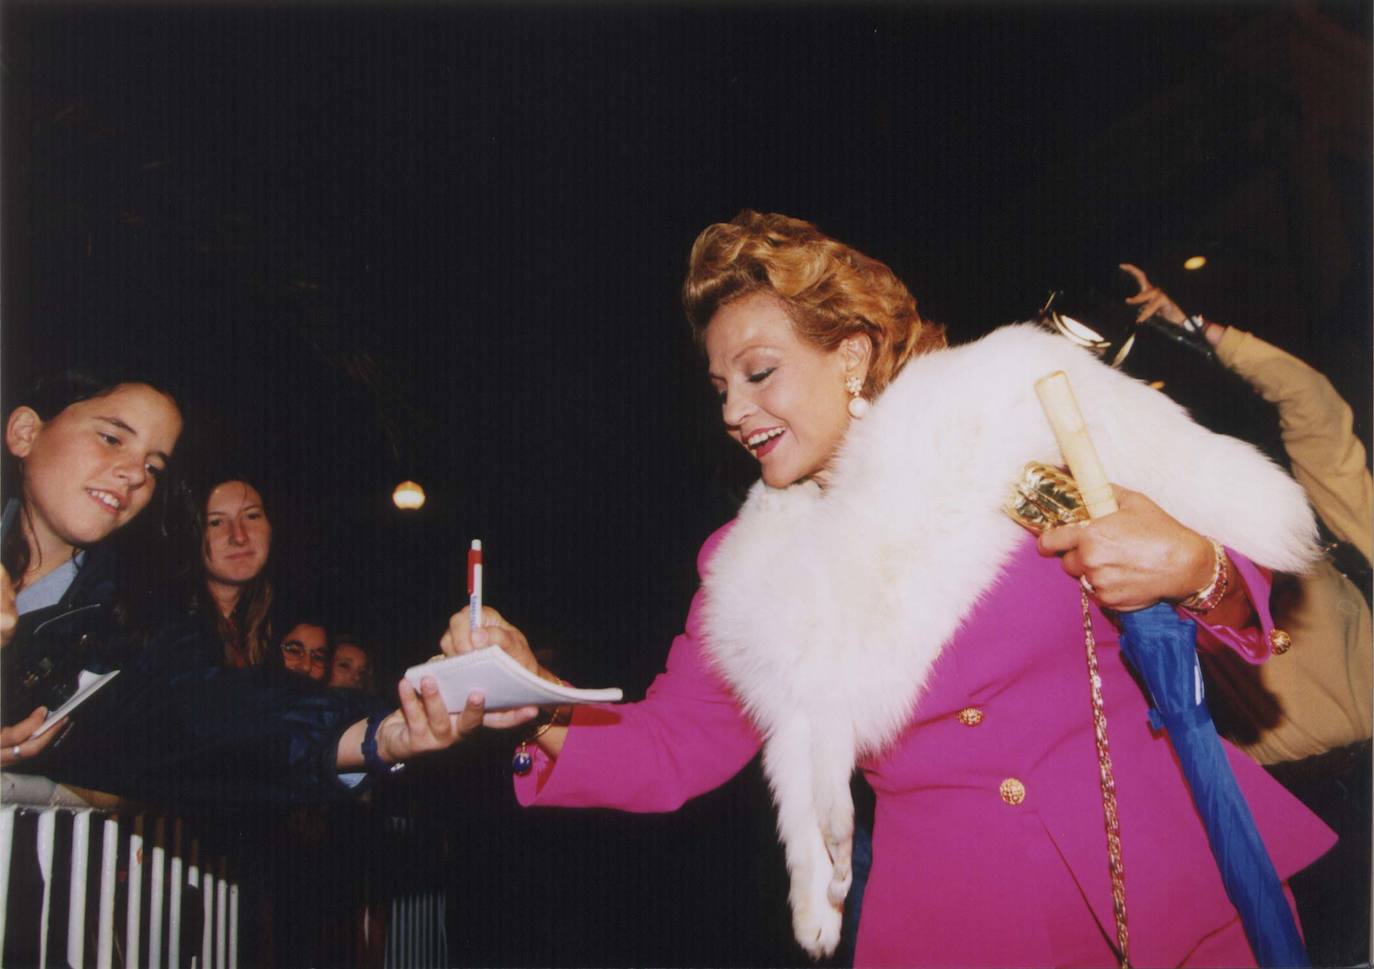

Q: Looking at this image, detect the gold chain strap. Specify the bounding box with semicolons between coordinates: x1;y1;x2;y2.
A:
1081;588;1130;969
1006;463;1131;965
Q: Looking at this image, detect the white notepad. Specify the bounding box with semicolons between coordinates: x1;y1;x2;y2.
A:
405;647;622;711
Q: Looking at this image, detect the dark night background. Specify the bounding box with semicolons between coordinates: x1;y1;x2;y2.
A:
2;2;1370;965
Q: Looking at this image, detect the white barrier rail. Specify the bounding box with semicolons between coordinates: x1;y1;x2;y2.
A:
0;790;447;968
0;804;238;969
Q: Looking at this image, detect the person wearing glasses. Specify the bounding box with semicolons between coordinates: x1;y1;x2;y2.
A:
279;620;331;681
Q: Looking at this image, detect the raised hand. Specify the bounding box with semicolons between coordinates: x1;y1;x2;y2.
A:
1120;262;1187;326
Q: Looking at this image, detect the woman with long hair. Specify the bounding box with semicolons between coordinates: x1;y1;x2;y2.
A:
442;212;1335;967
173;475;277;667
197;477;275;667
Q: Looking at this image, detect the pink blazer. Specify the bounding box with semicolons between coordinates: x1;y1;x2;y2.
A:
516;525;1336;967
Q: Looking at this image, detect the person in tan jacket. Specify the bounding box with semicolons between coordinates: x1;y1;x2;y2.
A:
1123;263;1371;764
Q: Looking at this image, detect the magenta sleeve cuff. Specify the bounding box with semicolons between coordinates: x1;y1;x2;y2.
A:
1185;546;1274;665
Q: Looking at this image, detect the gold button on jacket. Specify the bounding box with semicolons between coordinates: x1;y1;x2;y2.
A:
999;777;1026;805
1268;628;1292;655
958;707;984;726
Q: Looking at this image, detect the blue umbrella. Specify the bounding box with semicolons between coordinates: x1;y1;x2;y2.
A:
1030;371;1308;967
1117;604;1308;967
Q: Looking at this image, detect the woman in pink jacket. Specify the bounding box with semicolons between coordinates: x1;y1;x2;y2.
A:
444;212;1335;967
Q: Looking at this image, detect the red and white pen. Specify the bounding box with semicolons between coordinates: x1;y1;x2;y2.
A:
467;539;483;635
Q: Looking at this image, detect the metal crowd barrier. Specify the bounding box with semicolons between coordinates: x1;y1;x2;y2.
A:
0;801;238;968
0;792;447;968
380;815;448;968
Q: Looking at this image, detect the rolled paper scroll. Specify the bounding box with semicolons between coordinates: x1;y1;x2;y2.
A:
1034;371;1119;519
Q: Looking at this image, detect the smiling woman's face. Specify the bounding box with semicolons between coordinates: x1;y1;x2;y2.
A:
705;292;864;489
202;480;272;587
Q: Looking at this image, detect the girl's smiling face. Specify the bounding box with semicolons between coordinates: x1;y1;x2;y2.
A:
6;382;182;571
705;292;868;489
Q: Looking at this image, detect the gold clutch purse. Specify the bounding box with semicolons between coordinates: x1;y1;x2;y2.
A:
1005;461;1089;533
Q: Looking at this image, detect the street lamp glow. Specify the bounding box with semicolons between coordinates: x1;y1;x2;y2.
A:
393;480;425;510
1183;255;1207;271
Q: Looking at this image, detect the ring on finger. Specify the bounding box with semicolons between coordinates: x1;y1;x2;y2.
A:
10;746;20;759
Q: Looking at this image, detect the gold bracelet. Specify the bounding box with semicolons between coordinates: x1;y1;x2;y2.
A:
1179;538;1229;612
527;704;572;741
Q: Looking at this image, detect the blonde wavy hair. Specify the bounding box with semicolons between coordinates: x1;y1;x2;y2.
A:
683;210;946;396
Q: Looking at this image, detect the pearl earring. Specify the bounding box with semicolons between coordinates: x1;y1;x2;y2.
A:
846;375;869;419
